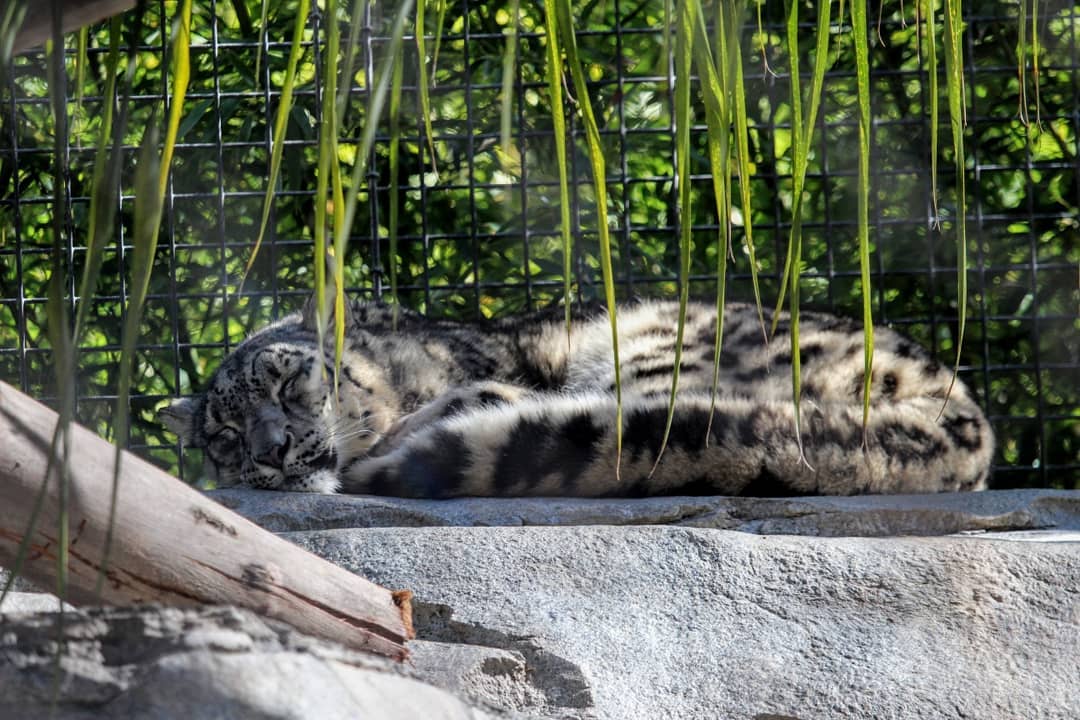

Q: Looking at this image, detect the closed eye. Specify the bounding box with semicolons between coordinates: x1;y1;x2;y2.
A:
207;427;243;464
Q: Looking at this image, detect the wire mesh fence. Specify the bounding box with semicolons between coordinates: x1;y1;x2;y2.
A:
0;0;1077;488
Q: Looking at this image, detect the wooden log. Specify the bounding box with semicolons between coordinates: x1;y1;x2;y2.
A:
12;0;138;54
0;381;413;660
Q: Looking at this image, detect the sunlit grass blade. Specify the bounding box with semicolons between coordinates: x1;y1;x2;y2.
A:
770;0;834;466
333;0;414;377
315;0;341;356
769;0;804;336
940;0;967;414
772;0;833;339
730;15;766;341
852;0;875;438
101;0;187;592
75;27;87;116
416;0;438;174
1017;0;1042;135
0;0;29;75
337;0;365;122
651;0;694;472
158;0;191;199
388;32;403;326
73;18;125;344
255;0;269;86
246;0;312;289
754;0;773;75
1017;0;1028;127
542;0;573;340
1031;0;1040;128
553;0;621;472
924;0;940;225
499;0;519;160
694;0;741;441
431;0;447;77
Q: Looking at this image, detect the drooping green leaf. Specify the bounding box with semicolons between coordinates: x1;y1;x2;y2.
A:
553;0;622;471
693;0;741;441
542;0;574;339
940;0;968;414
100;0;187;594
730;7;766;341
247;0;313;288
73;18;125;345
770;0;834;465
852;0;875;437
388;29;404;326
499;0;520;160
651;0;695;472
0;0;28;76
416;0;439;174
315;0;341;358
158;0;192;199
332;0;415;376
925;0;940;225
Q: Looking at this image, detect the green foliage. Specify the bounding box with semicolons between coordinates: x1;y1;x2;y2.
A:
0;0;1077;489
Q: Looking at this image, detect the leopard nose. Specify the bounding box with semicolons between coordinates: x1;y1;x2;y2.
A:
252;426;292;469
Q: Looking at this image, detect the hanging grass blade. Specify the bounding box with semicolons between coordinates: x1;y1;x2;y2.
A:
553;0;622;473
939;0;968;415
315;0;341;357
100;0;187;593
255;0;270;87
770;0;834;466
431;0;447;77
924;0;940;226
337;0;366;122
75;27;87;117
158;0;191;199
851;0;875;438
650;0;694;473
772;0;833;337
73;18;125;344
332;0;414;379
499;0;520;161
542;0;573;340
246;0;312;289
730;13;766;341
99;119;163;594
692;0;740;443
416;0;439;174
388;32;404;326
0;0;29;77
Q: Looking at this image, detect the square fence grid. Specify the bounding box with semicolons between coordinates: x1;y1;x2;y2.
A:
0;0;1077;488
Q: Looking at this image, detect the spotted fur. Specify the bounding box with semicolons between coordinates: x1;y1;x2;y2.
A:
159;298;993;496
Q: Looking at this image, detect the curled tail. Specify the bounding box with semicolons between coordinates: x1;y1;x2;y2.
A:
340;388;993;498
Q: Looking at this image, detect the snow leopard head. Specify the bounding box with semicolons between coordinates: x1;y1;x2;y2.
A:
159;299;393;493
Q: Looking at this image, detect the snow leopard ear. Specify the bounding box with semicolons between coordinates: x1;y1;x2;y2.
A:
158;397;199;446
301;287;355;334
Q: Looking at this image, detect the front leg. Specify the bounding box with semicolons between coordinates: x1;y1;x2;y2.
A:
370;380;528;456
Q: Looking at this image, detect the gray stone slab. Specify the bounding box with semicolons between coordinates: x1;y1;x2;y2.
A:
289;525;1080;720
0;605;504;720
210;488;1080;537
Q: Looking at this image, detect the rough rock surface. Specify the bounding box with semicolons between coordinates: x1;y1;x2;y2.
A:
211;487;1080;537
5;489;1078;719
290;524;1079;720
0;604;502;719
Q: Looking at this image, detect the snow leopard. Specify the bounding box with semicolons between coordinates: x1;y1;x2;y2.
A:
159;298;994;496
